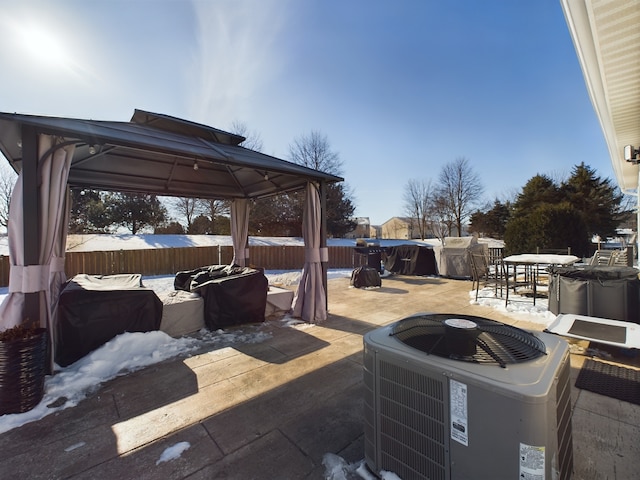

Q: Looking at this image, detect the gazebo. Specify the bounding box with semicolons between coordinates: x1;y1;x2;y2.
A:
0;109;343;347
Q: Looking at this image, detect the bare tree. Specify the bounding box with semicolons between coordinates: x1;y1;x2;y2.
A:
201;198;230;222
167;122;258;235
171;197;202;232
0;163;16;230
402;179;434;240
288;131;355;236
288;130;343;175
437;157;484;237
431;193;456;241
230;120;264;152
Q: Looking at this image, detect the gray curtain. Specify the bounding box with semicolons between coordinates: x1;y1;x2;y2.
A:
0;135;75;351
230;198;250;267
292;182;327;323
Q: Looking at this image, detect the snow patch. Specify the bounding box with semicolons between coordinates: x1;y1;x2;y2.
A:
156;441;191;465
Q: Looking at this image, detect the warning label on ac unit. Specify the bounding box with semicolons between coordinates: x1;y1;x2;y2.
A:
449;379;468;446
519;442;545;479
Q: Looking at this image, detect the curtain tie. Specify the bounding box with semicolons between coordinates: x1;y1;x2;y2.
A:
305;248;329;263
9;264;50;293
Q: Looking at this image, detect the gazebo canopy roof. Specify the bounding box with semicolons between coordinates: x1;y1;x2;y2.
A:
0;109;343;199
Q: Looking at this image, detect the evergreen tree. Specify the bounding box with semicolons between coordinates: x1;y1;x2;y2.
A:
468;210;488;236
560;162;623;240
504;202;588;255
325;183;356;237
69;189;111;233
249;194;303;236
485;200;511;238
105;192;167;234
512;174;560;215
469;200;511;239
188;214;213;234
504;166;619;257
154;221;185;234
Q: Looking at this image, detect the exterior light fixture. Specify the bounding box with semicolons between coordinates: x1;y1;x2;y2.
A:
624;145;639;164
193;161;199;171
88;145;96;155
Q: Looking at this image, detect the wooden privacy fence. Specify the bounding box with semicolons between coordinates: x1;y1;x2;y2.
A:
0;245;366;287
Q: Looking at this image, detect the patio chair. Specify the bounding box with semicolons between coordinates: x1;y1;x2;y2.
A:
469;251;506;301
608;249;632;267
589;249;613;266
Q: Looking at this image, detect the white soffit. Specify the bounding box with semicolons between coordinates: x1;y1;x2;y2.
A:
561;0;640;192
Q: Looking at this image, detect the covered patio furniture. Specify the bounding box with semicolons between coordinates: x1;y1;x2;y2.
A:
548;265;640;323
174;265;268;329
55;274;162;367
350;266;381;288
434;237;487;278
383;245;436;275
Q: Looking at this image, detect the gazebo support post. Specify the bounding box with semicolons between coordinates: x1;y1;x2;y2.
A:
319;180;328;310
22;125;41;327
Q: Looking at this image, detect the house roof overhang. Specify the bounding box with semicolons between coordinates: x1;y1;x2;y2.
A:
0;109;343;200
561;0;640;193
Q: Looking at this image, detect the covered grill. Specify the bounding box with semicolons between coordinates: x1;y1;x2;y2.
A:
354;239;384;274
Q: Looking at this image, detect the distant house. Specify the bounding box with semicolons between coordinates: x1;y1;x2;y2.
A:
381;217;422;240
344;217;371;239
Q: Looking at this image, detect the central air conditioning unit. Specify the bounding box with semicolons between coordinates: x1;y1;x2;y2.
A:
363;313;573;480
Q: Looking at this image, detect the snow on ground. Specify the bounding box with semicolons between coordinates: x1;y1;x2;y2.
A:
322;453;402;480
156;442;191;466
469;285;555;326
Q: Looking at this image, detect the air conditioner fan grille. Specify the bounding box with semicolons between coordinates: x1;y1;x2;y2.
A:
390;314;546;367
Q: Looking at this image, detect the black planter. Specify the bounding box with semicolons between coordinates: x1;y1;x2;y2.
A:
0;328;48;415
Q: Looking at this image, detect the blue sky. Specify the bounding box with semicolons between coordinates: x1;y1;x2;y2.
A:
0;0;610;225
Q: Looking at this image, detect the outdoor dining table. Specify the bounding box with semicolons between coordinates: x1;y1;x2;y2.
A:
502;254;580;306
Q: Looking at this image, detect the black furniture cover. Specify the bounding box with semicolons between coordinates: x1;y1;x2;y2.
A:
175;265;268;329
350;266;381;288
56;274;163;367
384;245;437;275
548;266;640;323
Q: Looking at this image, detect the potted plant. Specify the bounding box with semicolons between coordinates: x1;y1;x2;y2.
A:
0;322;48;415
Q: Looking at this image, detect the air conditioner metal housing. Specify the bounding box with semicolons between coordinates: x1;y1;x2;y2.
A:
363;314;573;480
